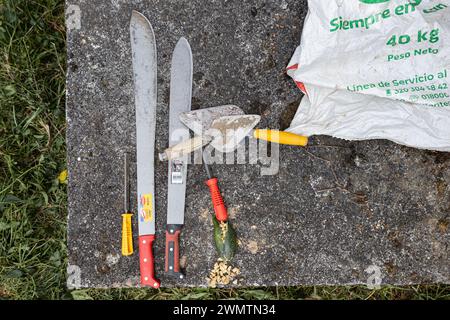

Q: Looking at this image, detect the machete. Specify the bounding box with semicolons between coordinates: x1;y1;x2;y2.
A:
165;37;193;279
130;10;160;288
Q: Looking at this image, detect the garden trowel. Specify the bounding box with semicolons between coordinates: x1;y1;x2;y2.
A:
159;105;309;161
159;113;261;160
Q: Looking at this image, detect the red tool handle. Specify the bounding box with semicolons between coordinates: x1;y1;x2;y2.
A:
165;225;184;279
138;235;160;288
206;177;228;222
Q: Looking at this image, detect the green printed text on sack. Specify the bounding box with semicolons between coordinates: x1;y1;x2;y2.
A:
330;0;421;32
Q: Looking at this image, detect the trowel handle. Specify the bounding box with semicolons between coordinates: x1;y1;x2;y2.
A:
206;178;228;222
139;235;160;288
253;129;308;146
159;136;210;161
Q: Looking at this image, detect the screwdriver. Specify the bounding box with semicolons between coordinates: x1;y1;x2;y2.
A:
203;150;228;222
121;152;134;256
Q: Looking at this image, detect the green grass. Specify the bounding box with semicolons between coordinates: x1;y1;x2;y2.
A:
0;0;449;300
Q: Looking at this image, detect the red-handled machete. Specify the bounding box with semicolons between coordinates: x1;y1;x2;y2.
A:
130;10;160;288
165;37;193;278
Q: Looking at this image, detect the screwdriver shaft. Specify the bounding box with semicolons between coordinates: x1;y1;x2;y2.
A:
124;152;130;213
202;149;212;180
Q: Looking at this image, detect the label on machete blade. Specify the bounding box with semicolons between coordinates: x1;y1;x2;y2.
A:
170;160;184;184
139;194;153;222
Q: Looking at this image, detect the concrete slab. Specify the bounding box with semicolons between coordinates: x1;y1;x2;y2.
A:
65;0;450;288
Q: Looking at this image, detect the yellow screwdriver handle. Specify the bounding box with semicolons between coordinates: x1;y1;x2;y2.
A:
121;213;133;256
253;129;308;146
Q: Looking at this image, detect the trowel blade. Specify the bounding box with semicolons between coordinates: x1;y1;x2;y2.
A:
179;105;244;136
208;115;261;153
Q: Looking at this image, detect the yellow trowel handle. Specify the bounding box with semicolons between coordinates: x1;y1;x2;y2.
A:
121;213;133;256
253;129;308;146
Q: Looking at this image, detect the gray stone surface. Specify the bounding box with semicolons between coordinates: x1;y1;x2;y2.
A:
66;0;450;288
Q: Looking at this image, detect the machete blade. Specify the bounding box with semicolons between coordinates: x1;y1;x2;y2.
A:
130;10;157;236
167;37;192;225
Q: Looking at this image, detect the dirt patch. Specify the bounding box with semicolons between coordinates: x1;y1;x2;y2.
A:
246;240;259;254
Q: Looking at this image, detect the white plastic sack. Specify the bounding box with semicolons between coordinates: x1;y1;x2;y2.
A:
287;0;450;151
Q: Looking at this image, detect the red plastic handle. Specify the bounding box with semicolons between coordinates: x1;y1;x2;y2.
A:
206;178;228;222
138;235;160;288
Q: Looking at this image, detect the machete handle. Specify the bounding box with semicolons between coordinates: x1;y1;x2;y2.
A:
121;213;133;256
253;129;308;146
206;178;228;222
165;225;184;279
139;235;160;288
